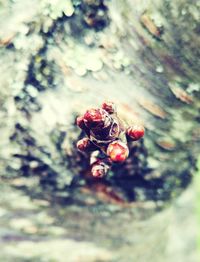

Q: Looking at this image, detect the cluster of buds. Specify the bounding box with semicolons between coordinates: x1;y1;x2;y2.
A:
76;102;145;178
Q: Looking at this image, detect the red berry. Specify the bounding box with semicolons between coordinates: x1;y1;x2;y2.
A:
107;140;129;162
126;125;145;140
77;138;91;151
102;101;116;114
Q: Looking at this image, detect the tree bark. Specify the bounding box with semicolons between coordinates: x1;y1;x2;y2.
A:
0;0;199;261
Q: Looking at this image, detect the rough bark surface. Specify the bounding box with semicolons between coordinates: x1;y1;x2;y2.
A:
0;0;199;261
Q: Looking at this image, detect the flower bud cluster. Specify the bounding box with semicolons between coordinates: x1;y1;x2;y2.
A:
76;102;144;178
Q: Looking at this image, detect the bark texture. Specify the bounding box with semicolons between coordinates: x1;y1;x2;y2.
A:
0;0;199;261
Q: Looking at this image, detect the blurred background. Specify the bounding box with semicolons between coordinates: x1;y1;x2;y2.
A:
0;0;200;261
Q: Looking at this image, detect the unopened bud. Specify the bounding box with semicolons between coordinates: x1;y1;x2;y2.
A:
126;125;145;141
77;138;95;152
83;108;108;128
91;160;110;178
76;116;85;129
107;140;129;162
102;101;116;114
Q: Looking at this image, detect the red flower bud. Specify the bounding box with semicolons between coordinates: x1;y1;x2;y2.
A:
126;125;145;141
76;102;145;179
91;160;109;178
76;116;85;129
107;140;129;162
77;138;93;152
83;108;108;128
102;101;116;114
